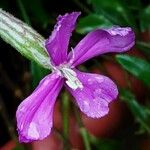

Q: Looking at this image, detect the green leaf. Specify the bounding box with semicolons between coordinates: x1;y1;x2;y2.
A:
0;9;51;69
139;5;150;32
31;61;49;88
116;55;150;87
91;0;136;28
76;14;113;34
120;89;150;133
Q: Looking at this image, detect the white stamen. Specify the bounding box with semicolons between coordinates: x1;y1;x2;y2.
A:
60;67;83;90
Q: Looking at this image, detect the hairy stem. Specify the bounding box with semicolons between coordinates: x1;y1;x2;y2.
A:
0;8;51;69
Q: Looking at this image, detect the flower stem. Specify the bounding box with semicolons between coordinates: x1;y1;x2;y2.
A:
62;91;70;139
80;127;91;150
74;106;91;150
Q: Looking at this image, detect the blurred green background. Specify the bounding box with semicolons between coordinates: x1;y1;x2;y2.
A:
0;0;150;150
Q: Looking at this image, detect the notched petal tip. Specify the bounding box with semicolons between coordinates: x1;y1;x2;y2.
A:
83;77;118;118
66;70;118;118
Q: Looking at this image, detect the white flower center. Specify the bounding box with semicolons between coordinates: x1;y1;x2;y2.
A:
54;65;83;90
61;67;83;90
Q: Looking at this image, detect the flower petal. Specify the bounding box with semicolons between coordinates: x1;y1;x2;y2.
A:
69;27;135;66
16;73;64;143
66;70;118;118
45;12;81;65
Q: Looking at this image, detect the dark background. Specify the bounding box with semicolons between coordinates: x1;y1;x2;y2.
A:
0;0;150;149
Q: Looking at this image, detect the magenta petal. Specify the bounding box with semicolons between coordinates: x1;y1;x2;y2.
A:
66;70;118;118
69;27;135;66
45;12;81;65
16;73;64;143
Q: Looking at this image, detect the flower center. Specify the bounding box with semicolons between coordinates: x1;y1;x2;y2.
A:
54;65;83;90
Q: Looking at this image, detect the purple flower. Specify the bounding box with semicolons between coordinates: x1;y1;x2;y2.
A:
16;12;135;143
